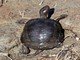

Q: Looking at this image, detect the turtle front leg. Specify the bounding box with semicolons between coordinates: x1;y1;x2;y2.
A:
16;19;29;24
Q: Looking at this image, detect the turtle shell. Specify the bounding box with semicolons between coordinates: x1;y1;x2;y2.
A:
21;18;64;50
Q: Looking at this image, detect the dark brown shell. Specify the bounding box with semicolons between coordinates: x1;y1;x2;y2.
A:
21;18;64;50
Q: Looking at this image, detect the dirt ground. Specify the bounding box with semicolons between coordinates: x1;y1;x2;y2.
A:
0;0;80;60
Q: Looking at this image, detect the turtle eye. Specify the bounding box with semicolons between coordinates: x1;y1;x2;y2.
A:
43;9;47;13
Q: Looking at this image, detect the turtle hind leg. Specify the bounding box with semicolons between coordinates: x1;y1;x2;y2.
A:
64;29;79;41
32;50;43;56
20;45;43;57
27;50;43;57
20;45;30;54
20;50;43;58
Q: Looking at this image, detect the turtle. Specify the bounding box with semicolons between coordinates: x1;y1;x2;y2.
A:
20;5;68;56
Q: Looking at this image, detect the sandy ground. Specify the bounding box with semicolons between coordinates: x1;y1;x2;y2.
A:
0;0;80;60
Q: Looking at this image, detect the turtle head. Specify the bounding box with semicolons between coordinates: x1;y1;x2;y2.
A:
39;5;50;19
